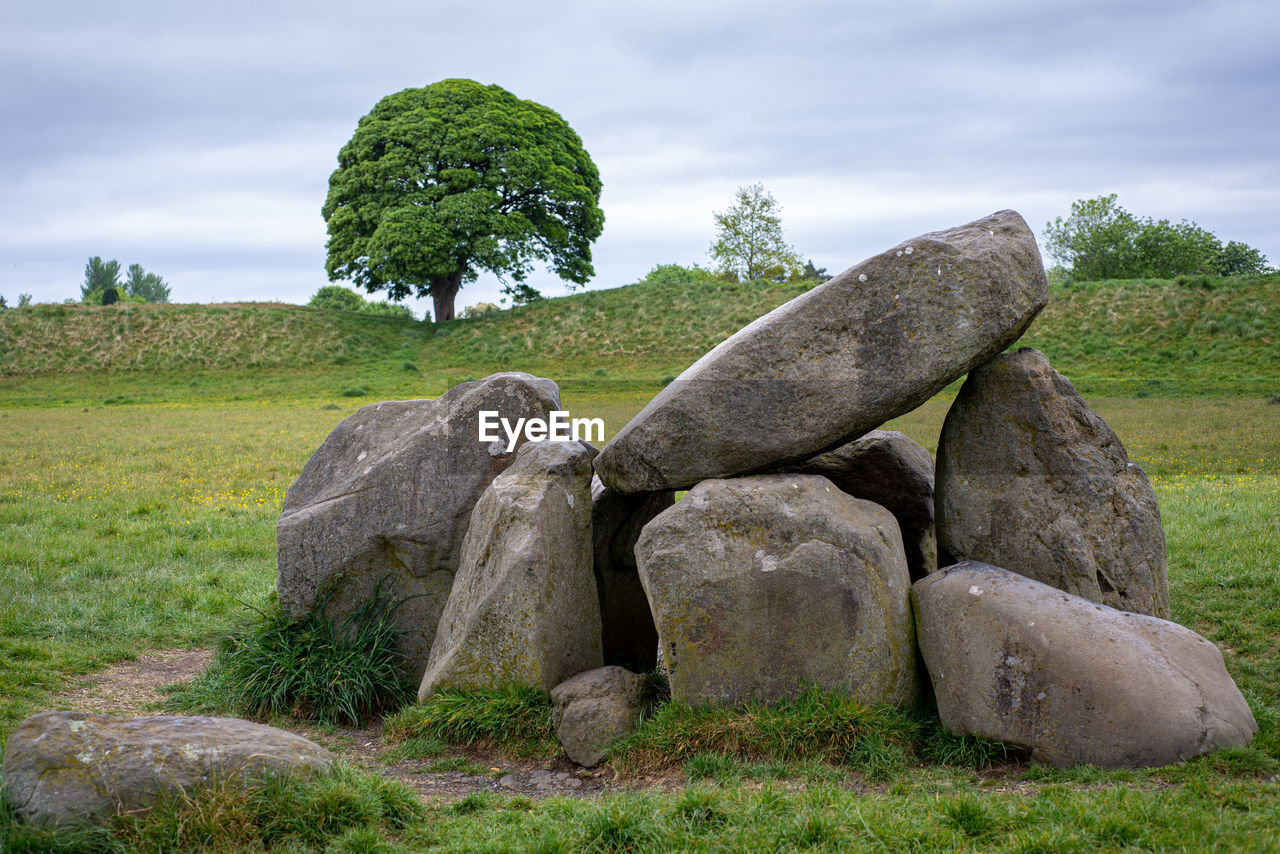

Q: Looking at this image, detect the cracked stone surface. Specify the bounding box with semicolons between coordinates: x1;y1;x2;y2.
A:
634;474;919;708
935;348;1169;617
913;562;1256;768
277;372;562;676
595;210;1048;493
776;430;937;581
1;712;333;825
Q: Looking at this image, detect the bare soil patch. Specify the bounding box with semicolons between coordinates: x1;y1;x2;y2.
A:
50;647;681;803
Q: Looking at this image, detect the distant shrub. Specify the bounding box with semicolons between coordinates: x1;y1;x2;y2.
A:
361;300;415;319
308;286;365;312
461;302;501;318
636;263;720;287
342;387;367;397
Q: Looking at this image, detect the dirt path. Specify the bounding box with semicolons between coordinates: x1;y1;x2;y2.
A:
50;648;680;804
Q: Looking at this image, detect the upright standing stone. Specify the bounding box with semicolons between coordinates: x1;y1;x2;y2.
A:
914;562;1256;768
634;475;919;708
419;441;601;698
591;476;673;672
778;430;937;581
277;372;561;676
595;210;1048;493
936;348;1168;617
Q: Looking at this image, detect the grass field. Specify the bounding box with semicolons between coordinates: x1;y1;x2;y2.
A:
2;275;1280;850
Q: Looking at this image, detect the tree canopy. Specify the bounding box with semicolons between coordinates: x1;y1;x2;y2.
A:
322;79;605;321
124;264;170;303
708;183;801;282
1044;195;1272;280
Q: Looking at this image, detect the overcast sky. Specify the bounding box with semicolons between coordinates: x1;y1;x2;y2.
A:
3;0;1277;319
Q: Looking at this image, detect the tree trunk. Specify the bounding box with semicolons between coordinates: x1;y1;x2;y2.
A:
431;271;464;322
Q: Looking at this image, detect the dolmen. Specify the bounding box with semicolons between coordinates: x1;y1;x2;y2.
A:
270;209;1254;769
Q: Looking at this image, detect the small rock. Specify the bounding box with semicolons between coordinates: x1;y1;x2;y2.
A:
551;666;653;767
2;712;333;825
914;562;1257;768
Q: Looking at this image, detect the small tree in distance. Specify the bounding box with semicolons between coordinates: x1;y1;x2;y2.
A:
709;183;801;282
82;257;122;301
125;264;171;303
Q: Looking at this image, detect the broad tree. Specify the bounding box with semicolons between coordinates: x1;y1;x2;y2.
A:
322;79;605;321
708;183;801;282
1044;195;1272;279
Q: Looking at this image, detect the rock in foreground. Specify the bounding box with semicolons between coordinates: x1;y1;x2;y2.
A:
277;372;561;675
419;441;602;698
551;666;653;767
635;475;919;707
595;210;1048;492
935;348;1168;617
2;712;332;825
914;562;1256;768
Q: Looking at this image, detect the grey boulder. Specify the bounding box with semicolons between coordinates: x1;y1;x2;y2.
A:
595;210;1048;492
418;440;602;698
936;348;1169;617
2;712;332;825
591;476;673;672
634;475;919;707
277;372;561;676
779;430;937;581
551;666;653;767
914;562;1256;768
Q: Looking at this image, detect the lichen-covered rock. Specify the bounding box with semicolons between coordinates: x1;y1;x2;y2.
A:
551;666;653;767
2;712;332;825
591;476;673;672
914;562;1256;768
277;372;561;676
595;211;1048;492
779;430;936;581
634;475;919;707
936;348;1168;617
418;441;602;698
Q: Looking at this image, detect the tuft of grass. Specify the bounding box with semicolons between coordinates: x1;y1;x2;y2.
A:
936;794;997;837
383;684;558;759
612;686;925;775
169;585;414;727
341;386;367;397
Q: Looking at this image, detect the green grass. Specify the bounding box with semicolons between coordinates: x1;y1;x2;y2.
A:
384;685;560;760
168;586;414;727
2;274;1279;849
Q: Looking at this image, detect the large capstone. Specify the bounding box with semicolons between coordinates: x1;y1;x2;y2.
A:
2;712;333;825
634;475;919;707
914;562;1256;768
591;476;673;672
277;372;561;676
595;210;1048;493
935;348;1168;617
778;430;937;581
418;440;602;698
